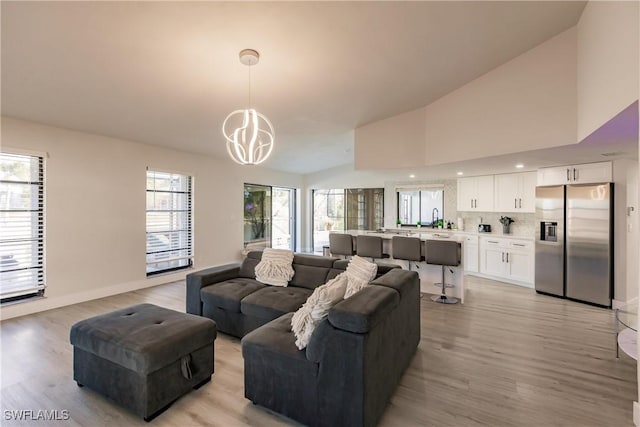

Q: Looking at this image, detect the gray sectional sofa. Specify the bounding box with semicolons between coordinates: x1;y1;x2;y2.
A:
186;251;421;427
185;250;400;338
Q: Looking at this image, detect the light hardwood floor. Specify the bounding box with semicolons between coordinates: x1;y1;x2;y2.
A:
0;276;636;427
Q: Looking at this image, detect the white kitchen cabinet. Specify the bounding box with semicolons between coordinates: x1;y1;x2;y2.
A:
494;172;536;213
457;176;494;212
463;235;479;273
537;161;612;186
479;237;533;285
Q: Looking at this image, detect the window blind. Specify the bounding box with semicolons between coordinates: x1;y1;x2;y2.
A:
0;153;45;301
146;171;193;275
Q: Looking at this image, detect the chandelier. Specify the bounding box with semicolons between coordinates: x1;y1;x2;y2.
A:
222;49;274;165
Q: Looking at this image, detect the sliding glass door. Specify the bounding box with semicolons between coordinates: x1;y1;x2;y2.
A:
244;184;295;251
312;188;383;253
272;187;295;250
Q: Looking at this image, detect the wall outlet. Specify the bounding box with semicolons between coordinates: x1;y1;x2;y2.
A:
633;401;640;426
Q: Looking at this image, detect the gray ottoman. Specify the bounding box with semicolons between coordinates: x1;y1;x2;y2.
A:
70;303;216;421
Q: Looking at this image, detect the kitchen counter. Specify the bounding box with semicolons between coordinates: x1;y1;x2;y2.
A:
388;227;534;241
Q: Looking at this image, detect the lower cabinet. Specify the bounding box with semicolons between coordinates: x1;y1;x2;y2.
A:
479;237;533;286
463;235;479;273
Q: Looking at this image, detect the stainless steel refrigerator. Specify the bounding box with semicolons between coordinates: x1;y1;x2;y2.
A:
535;183;613;307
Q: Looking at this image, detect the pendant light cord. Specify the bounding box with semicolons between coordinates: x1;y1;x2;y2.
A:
248;63;252;108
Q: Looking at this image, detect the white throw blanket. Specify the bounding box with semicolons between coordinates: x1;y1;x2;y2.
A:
291;273;348;350
344;255;378;298
254;248;295;287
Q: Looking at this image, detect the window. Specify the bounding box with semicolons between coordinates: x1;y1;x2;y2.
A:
244;184;296;251
0;152;45;302
146;171;193;275
312;188;384;253
397;188;444;226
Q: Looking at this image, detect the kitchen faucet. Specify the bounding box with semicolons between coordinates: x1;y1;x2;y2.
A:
432;208;439;228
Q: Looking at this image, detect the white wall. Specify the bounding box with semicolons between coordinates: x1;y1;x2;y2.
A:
0;117;303;320
422;27;577;164
612;159;639;306
577;1;639;141
625;160;639;303
354;107;426;170
354;27;578;169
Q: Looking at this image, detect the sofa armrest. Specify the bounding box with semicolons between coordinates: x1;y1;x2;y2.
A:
326;286;399;334
369;268;419;299
185;263;241;315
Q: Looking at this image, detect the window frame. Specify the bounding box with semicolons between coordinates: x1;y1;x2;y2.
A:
0;151;46;303
145;169;193;276
396;186;445;226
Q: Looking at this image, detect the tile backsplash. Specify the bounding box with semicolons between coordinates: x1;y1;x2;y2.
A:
458;212;535;238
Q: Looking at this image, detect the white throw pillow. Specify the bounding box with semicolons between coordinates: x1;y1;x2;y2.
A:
344;255;378;299
291;273;348;350
254;248;295;287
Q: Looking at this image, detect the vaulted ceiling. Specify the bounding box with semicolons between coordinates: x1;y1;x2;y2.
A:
2;1;592;174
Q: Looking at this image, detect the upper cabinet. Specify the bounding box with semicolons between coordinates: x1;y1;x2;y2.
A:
457;176;494;212
494;172;536;213
537;161;612;186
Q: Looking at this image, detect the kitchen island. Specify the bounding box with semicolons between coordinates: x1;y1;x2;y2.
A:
336;229;466;303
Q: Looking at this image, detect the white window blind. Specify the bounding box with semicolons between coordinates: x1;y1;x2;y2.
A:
0;153;45;301
146;170;193;275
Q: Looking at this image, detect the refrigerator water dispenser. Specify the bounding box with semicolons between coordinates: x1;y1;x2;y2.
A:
540;221;557;242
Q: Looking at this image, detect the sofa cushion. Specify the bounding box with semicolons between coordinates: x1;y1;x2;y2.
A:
293;253;337;268
242;313;317;372
328;285;399;333
241;286;313;320
289;264;332;290
239;256;260;279
201;278;265;312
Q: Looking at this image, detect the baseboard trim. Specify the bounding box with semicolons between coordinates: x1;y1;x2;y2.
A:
0;272;187;321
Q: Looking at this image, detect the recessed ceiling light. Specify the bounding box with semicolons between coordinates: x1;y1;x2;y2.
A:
456;171;463;176
409;174;416;178
515;164;524;169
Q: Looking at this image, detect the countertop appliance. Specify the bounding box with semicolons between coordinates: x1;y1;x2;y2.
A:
478;224;491;233
535;183;613;307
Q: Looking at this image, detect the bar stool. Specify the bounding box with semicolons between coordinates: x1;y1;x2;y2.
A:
426;240;461;304
356;235;389;261
329;233;355;259
391;236;424;271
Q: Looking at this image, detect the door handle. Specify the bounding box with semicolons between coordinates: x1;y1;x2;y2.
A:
514;198;517;209
567;168;570;182
573;168;577;181
519;198;522;209
506;253;509;263
502;252;504;262
471;199;473;209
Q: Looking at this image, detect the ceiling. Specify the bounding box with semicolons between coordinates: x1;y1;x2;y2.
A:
3;1;628;176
